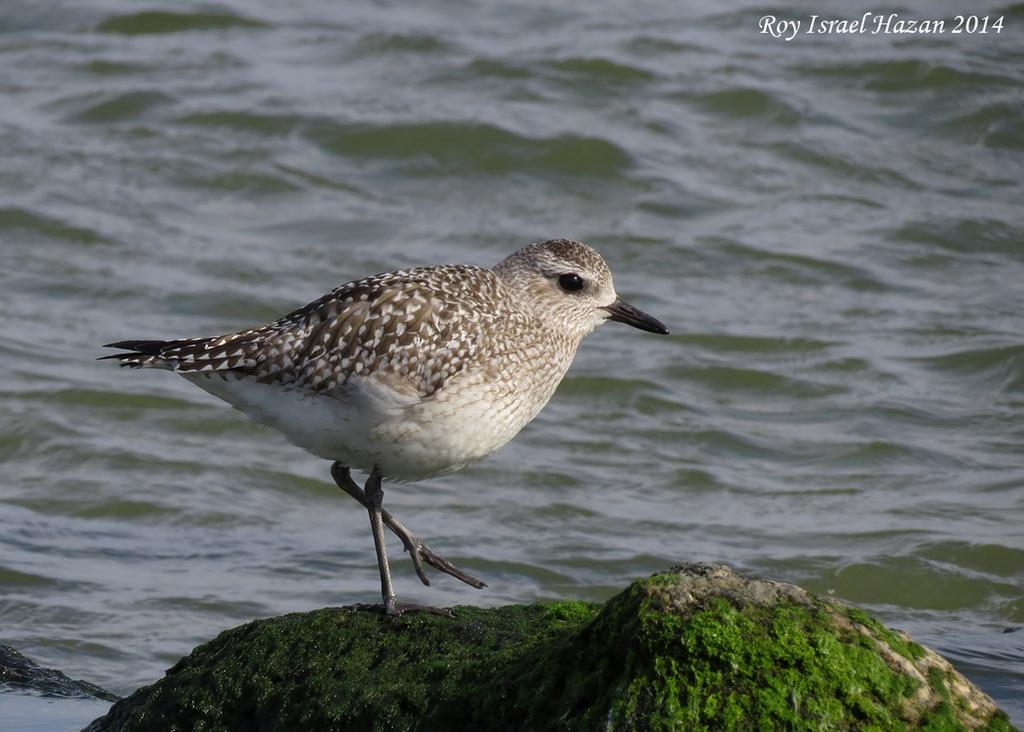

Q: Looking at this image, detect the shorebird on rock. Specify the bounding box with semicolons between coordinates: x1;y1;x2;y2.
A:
102;239;669;615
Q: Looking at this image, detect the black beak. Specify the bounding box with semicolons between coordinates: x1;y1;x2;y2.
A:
602;298;669;335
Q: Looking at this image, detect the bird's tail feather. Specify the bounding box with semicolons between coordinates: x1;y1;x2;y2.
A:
100;339;196;369
100;333;265;373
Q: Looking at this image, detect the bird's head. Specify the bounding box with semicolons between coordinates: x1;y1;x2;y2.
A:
493;239;669;340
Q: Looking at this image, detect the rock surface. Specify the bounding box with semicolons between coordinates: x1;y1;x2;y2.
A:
87;564;1015;731
0;644;118;701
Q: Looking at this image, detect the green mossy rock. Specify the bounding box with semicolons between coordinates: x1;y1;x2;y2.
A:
88;564;1013;731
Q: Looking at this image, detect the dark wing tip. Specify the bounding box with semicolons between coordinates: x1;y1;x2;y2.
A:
99;340;171;365
102;340;167;354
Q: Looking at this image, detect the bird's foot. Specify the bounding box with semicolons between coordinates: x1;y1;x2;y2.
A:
330;463;487;590
405;537;487;590
352;601;454;618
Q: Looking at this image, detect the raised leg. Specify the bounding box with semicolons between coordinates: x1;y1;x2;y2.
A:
330;463;486;590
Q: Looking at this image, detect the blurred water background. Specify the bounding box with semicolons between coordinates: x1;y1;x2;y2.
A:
1;0;1022;725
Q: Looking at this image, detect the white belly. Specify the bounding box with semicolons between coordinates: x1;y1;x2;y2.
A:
182;370;546;481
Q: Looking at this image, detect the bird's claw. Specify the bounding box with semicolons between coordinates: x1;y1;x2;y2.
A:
414;542;487;589
353;601;454;618
394;529;487;590
331;463;487;591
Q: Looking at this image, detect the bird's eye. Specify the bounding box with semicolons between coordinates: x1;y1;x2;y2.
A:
558;273;585;292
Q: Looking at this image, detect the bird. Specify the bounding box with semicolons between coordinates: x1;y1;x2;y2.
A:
101;239;669;615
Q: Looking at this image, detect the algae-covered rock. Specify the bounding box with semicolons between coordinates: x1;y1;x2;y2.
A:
87;564;1014;731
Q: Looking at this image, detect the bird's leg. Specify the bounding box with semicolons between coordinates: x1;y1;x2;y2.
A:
364;466;400;615
330;463;486;590
332;462;430;585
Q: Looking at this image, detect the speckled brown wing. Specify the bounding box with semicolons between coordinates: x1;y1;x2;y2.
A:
103;266;499;400
256;268;493;398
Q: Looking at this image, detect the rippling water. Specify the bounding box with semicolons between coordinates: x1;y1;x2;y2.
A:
2;0;1022;724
